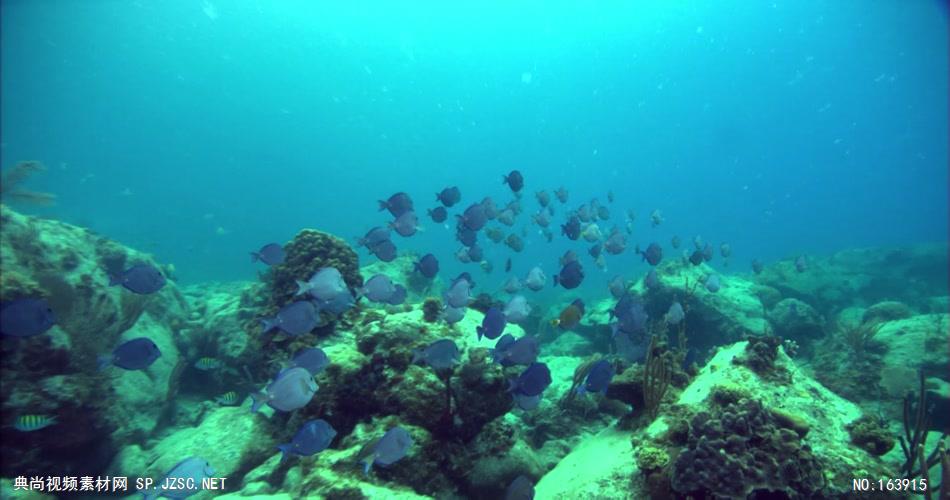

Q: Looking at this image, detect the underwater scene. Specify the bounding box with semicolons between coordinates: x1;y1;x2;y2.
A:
1;1;948;499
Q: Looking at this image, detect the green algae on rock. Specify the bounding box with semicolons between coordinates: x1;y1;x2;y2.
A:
0;206;189;478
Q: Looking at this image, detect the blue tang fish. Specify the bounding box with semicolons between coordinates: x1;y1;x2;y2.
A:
0;298;55;337
277;419;337;463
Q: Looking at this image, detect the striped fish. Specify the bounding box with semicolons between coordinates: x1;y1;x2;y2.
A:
214;391;239;406
14;415;57;432
194;357;223;371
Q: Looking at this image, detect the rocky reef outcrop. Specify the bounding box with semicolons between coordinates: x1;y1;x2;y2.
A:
0;205;189;477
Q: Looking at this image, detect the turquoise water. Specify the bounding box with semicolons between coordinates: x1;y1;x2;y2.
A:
2;1;946;284
2;2;949;499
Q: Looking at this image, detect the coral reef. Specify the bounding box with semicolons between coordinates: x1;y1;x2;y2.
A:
538;341;895;498
733;334;790;383
848;415;896;456
0;206;188;477
767;297;824;344
670;397;826;498
422;297;442;323
262;228;362;315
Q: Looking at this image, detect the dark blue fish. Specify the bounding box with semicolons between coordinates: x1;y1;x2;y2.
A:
317;290;355;315
795;255;807;272
597;205;610;220
109;263;165;294
359;427;413;474
752;259;764;274
444;277;473;308
505;475;535;500
98;337;161;371
664;301;685;325
720;243;732;258
428;206;448;223
372;239;397;262
261;301;320;336
467;244;484;262
481;197;499;220
453;272;476;287
503;170;524;192
671;235;681;249
250;243;285;265
456;224;478;247
358;227;391;250
251;367;317;413
0;298;55;337
386;284;407;305
436;186;461;207
560;250;579;266
477;307;507;340
588;243;602;258
554;261;584;289
610;293;648;336
505;234;524;252
689;249;704;266
459;203;488;231
389;211;419;237
576;204;592;223
603;229;626;255
504;257;512;273
492;335;539;366
637;243;663;266
443;306;466;325
535;190;550;207
493;333;516;353
644;269;659;290
555;186;569;203
608;276;629;298
561;215;581;240
509;362;552;397
415;253;439;278
360;274;397;302
578;359;614;395
412;339;460;371
705;274;721;293
614;331;647;362
378;192;414;218
277;419;336;463
289;347;329;376
702;243;714;262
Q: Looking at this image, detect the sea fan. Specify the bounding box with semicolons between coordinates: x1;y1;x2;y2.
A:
0;160;57;205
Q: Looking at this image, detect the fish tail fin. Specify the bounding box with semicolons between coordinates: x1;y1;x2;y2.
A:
502;174;508;184
260;318;277;333
507;378;517;393
250;252;260;263
294;280;309;296
553;275;559;287
575;385;587;396
434;193;440;202
475;326;484;340
361;456;374;475
249;391;266;413
276;444;292;464
377;200;388;211
108;274;121;286
97;355;112;371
